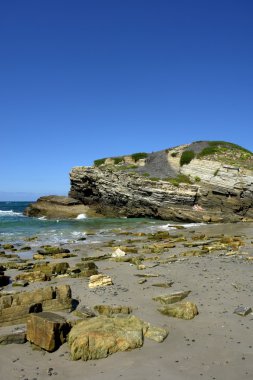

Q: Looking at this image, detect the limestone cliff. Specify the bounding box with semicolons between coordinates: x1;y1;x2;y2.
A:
68;141;253;223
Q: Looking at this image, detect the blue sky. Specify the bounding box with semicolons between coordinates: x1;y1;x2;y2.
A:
1;0;253;200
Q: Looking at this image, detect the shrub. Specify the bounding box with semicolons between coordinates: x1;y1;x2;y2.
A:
131;152;148;161
180;150;195;166
94;158;106;166
114;157;124;164
149;177;160;181
167;174;193;186
195;176;201;182
213;169;219;176
171;152;178;157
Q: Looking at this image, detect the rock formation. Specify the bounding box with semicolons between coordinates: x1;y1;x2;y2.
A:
26;141;253;223
23;195;101;219
0;285;72;327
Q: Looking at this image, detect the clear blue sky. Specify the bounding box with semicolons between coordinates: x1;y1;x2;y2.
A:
1;0;253;200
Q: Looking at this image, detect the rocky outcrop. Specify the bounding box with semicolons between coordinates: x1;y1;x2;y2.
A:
69;166;201;221
24;195;101;219
69;163;253;222
25;141;253;223
0;285;72;327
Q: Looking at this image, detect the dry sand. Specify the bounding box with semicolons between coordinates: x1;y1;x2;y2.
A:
0;222;253;380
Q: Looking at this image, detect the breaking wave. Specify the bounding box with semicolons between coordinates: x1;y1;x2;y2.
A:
0;209;24;217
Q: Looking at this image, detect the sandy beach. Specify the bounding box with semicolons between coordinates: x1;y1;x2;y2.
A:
0;222;253;380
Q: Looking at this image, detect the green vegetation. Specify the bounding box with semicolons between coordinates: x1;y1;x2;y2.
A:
131;152;148;161
171;152;178;157
196;141;253;170
118;164;138;171
113;156;124;164
197;141;252;159
142;172;150;177
149;177;160;181
94;158;106;166
195;176;201;182
213;168;219;176
167;174;193;187
180;150;195;166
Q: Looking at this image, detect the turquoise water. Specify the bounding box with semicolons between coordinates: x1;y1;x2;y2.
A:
0;201;172;247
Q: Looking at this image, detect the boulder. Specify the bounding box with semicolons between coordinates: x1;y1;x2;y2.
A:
158;301;198;319
15;271;51;283
27;312;70;352
153;290;191;304
72;306;96;319
68;315;168;361
34;262;70;276
37;246;70;256
111;248;126;258
88;274;113;288
72;262;98;277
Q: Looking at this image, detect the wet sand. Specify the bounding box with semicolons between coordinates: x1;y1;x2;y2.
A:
0;222;253;380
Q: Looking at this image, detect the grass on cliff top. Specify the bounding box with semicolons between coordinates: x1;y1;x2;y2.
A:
94;158;106;166
198;141;252;157
94;152;148;167
196;141;253;169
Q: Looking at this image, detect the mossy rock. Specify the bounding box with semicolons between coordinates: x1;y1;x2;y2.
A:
158;301;198;319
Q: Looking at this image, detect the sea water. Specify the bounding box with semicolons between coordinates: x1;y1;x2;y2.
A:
0;201;171;246
0;201;205;250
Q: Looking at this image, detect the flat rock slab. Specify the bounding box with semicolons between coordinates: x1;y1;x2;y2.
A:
68;315;168;361
153;290;191;304
0;325;26;345
94;305;132;316
27;312;70;352
89;274;113;288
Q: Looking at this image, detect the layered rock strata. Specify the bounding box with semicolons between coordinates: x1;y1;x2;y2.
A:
0;285;72;327
69;164;253;222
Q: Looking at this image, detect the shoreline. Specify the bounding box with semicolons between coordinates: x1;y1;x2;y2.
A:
0;221;253;379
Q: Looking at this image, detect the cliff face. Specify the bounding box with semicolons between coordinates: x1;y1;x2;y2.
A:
69;165;253;223
69;142;253;223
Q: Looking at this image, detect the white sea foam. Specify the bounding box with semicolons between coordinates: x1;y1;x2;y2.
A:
156;224;177;230
71;231;85;236
76;213;87;219
160;222;206;230
181;222;206;228
38;216;47;220
0;210;23;217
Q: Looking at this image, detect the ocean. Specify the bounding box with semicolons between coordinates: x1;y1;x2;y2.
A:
0;201;179;247
0;201;206;257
